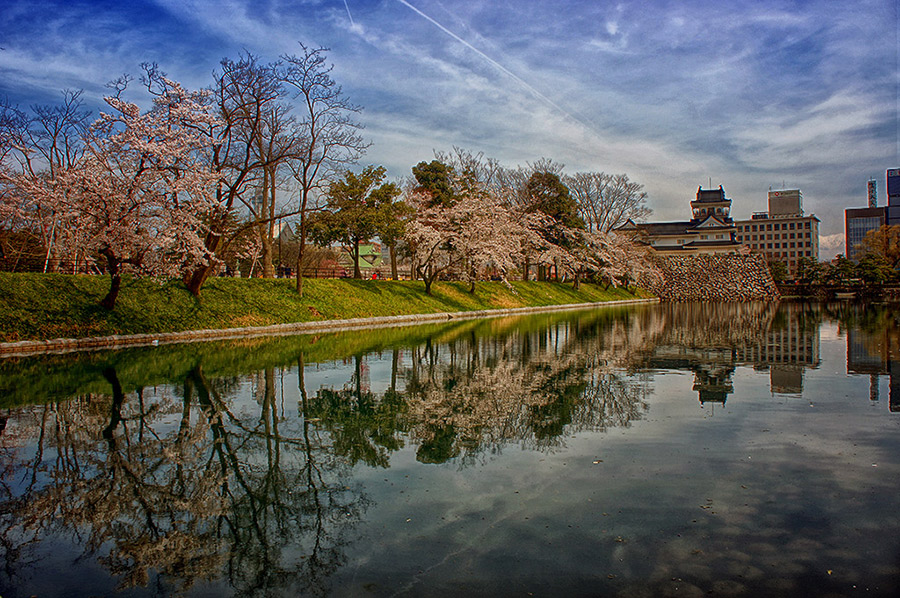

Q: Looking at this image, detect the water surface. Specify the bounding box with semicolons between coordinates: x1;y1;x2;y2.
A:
1;302;898;597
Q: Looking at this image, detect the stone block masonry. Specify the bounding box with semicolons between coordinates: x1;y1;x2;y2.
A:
649;254;779;302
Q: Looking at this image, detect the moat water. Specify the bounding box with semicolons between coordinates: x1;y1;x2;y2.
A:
0;301;898;597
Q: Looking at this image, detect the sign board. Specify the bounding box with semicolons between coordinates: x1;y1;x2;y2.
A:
768;189;802;216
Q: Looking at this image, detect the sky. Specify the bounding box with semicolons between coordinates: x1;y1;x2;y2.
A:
1;0;897;257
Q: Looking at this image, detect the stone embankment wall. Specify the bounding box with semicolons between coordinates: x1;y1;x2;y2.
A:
650;254;779;301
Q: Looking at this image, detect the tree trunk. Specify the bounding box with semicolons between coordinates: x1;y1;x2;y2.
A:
101;367;126;450
185;264;214;296
353;239;362;279
390;348;398;392
184;222;226;296
389;243;399;280
99;246;121;310
259;166;276;278
295;217;307;296
421;264;434;295
260;231;274;278
266;168;278;278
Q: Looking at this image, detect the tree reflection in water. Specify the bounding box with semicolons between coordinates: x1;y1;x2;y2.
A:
0;301;873;596
0;363;365;596
303;309;670;467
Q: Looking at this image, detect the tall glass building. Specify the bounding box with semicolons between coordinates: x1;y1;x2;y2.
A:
844;206;886;260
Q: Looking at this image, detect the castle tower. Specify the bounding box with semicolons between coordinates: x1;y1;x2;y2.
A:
691;185;732;222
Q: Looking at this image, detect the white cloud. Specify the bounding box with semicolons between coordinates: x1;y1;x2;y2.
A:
733;89;893;172
0;0;893;243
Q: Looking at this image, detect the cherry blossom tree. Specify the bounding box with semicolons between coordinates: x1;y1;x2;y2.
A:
405;186;544;294
404;150;661;293
12;78;220;309
531;225;661;291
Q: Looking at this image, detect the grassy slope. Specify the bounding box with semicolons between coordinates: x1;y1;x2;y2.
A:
0;272;652;342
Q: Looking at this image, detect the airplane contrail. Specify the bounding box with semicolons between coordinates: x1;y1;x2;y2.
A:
343;0;355;26
394;0;593;132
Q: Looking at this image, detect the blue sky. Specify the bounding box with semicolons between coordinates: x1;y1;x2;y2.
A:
1;0;897;255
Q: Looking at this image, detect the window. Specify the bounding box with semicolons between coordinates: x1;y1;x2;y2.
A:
790;223;795;230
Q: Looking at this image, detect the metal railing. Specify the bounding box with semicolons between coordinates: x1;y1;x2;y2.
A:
0;257;102;275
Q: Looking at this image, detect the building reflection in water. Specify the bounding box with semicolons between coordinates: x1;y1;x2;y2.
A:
735;302;821;395
644;302;822;407
846;307;900;412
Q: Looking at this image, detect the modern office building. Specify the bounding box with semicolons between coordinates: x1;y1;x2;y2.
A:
843;170;900;260
888;169;900;204
886;168;900;226
619;186;742;254
845;206;887;260
734;189;819;275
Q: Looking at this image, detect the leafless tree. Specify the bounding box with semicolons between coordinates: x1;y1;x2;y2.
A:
0;91;91;271
280;44;369;295
566;171;651;233
181;53;288;293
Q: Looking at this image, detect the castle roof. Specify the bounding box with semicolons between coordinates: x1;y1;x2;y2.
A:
694;185;729;203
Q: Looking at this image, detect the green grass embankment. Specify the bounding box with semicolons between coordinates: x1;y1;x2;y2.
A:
0;308;639;406
0;272;653;343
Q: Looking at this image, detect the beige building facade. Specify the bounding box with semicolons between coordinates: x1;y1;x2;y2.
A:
734;190;819;274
